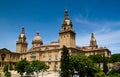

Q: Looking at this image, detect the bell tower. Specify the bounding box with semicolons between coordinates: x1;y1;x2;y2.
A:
16;26;28;53
59;9;76;48
90;33;98;48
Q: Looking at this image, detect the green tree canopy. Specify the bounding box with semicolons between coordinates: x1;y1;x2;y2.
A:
88;54;103;68
3;64;11;77
3;64;9;73
70;54;100;77
15;58;30;77
25;64;34;75
103;55;108;74
111;54;120;62
31;60;49;77
60;45;70;77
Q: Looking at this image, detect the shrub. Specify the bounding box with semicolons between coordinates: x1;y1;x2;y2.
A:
5;72;11;77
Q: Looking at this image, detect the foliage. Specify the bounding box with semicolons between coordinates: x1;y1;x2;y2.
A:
25;64;34;75
103;55;108;74
3;64;9;73
15;58;30;76
111;54;120;62
108;73;120;77
60;45;70;77
105;57;112;63
69;54;100;77
31;60;49;77
95;71;106;77
107;64;120;77
108;68;117;75
4;72;11;77
88;54;103;68
3;64;11;77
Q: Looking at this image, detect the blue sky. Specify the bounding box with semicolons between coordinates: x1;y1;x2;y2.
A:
0;0;120;54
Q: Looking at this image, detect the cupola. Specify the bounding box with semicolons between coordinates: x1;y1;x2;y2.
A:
32;32;43;47
90;33;98;48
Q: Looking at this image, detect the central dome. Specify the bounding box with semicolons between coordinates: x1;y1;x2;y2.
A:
32;32;43;45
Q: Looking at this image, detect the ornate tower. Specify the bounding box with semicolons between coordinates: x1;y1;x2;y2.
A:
16;26;28;53
59;9;76;48
32;32;43;47
90;33;98;48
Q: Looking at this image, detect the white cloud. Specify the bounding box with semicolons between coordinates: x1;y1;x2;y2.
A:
76;30;120;54
75;17;120;54
74;17;120;27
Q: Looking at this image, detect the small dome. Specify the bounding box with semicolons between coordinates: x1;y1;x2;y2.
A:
32;32;43;45
91;38;96;41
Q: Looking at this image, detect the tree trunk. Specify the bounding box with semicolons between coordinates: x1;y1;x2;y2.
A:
37;72;39;77
42;71;44;77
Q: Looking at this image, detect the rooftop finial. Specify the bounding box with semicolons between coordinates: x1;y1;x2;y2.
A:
21;26;25;34
36;32;39;36
64;9;69;20
91;33;94;39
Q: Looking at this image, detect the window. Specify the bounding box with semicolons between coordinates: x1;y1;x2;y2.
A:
55;62;58;65
42;55;45;61
48;62;51;65
31;52;36;61
45;47;49;50
64;27;66;30
31;52;36;56
30;55;36;61
54;47;57;49
55;55;58;60
49;55;52;60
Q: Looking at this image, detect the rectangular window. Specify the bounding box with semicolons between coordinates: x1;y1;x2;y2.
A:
49;56;52;60
55;62;58;65
42;55;45;61
55;55;58;60
48;62;51;65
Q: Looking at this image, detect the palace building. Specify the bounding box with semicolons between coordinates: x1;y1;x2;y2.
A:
0;10;111;71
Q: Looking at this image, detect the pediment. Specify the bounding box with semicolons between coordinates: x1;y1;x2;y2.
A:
0;48;12;54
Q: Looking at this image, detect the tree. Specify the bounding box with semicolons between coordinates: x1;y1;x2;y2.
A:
60;45;70;77
3;64;9;73
15;58;30;77
31;60;49;77
111;54;120;62
88;54;103;69
4;72;11;77
69;54;100;77
103;55;108;74
25;64;34;76
95;71;106;77
3;64;11;77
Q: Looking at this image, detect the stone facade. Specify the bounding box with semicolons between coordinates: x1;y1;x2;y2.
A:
0;9;111;71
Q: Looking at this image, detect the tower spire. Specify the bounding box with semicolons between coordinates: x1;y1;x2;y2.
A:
21;26;25;34
64;9;69;20
90;33;98;48
59;9;76;48
91;33;94;39
16;26;28;53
